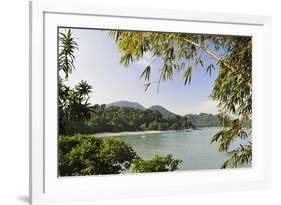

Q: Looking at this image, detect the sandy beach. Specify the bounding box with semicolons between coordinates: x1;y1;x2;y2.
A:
93;129;193;138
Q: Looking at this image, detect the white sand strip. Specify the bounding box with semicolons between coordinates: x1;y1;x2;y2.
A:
93;130;183;137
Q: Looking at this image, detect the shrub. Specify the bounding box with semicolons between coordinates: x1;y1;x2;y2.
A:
59;134;137;176
132;154;182;173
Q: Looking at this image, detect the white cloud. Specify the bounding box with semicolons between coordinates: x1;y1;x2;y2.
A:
184;100;219;115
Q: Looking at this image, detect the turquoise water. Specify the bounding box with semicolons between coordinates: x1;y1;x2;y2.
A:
118;127;248;171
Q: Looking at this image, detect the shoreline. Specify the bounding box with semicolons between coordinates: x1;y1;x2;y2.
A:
89;127;220;138
92;128;195;138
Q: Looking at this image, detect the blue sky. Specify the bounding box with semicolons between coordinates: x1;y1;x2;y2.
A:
61;28;221;115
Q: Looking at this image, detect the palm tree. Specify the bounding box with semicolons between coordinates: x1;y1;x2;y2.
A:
59;29;78;78
75;80;93;103
58;30;96;134
65;80;95;122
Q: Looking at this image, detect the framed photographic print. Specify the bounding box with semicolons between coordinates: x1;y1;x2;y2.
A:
30;0;272;204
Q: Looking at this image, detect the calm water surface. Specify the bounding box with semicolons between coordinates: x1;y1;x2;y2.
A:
117;127;247;171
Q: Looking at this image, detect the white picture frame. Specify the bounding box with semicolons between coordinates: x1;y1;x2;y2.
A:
30;0;272;204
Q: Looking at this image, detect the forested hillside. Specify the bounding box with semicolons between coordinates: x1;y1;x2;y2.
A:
185;113;218;127
63;105;194;135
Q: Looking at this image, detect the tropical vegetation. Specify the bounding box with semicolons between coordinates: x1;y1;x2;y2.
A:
59;134;181;176
109;30;252;168
132;154;182;173
58;29;182;176
63;105;194;135
185;113;218;127
58;27;252;175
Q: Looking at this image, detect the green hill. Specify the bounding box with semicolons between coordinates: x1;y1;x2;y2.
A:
185;113;218;127
107;100;145;110
148;105;176;118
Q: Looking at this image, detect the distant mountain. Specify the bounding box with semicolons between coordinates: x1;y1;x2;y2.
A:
107;100;146;110
107;101;177;118
107;101;218;126
148;105;176;118
185;113;218;127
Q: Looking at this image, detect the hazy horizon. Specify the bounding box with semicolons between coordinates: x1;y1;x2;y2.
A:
60;28;222;115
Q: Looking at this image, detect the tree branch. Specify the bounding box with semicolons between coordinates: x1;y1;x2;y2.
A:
182;38;252;89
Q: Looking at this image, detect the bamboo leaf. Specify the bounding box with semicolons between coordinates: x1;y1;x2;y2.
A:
144;83;151;92
140;66;151;81
205;64;215;76
182;66;192;85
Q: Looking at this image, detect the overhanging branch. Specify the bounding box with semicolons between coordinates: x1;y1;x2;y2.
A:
182;38;252;89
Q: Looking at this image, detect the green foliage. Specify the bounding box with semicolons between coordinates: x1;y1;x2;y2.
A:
148;105;176;118
59;79;95;134
210;114;252;168
206;64;215;76
132;154;182;173
209;38;252;168
63;105;194;135
182;66;193;85
59;134;182;176
58;30;184;176
140;66;151;81
107;100;145;110
221;143;252;168
211;38;252;117
144;83;151;91
58;29;78;79
185;113;218;127
58;29;95;135
59;134;137;176
109;31;252;168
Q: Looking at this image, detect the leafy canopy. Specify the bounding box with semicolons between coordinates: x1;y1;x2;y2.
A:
59;134;137;176
58;29;95;135
109;31;252;168
58;29;183;176
63;105;194;135
132;154;182;173
59;134;183;176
